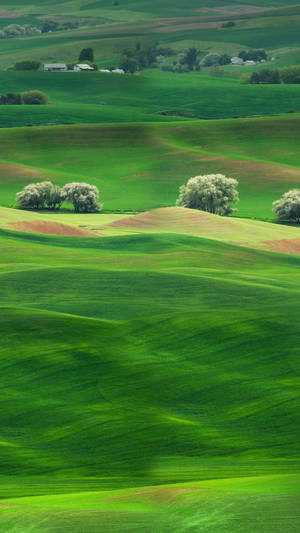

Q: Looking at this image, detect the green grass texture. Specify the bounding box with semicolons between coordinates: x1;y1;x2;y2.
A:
0;70;300;128
0;116;300;218
0;224;299;529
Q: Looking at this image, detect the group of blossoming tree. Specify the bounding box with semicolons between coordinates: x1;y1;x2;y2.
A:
16;175;300;222
16;181;102;213
176;174;300;223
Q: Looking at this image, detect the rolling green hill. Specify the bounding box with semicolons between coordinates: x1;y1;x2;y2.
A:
0;116;299;219
0;218;299;531
0;2;300;532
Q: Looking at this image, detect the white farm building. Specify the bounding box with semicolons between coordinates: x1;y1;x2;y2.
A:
73;63;94;71
44;63;67;72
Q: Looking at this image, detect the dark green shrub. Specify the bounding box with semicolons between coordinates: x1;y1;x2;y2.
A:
14;60;41;71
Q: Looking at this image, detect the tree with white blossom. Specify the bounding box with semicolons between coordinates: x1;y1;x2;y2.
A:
63;182;102;213
273;189;300;223
176;173;239;215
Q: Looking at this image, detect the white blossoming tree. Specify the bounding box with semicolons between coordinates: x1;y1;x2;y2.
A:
176;173;239;215
273;190;300;223
16;181;65;210
63;182;102;213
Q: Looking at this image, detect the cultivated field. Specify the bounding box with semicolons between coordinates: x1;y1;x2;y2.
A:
0;1;299;532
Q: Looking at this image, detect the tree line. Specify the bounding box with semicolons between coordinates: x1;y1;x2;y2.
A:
247;66;300;84
17;177;300;223
0;90;49;105
16;182;102;213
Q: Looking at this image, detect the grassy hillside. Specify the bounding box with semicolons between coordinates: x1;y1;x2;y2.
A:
0;226;299;472
1;474;299;532
0;219;299;530
0;117;299;218
1;2;300;72
0;2;299;531
1;70;300;128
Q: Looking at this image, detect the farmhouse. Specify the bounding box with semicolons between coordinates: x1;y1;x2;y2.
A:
231;57;244;65
73;63;94;71
111;68;125;74
44;63;67;72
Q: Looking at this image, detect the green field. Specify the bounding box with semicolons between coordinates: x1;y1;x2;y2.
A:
0;2;300;532
0;116;300;218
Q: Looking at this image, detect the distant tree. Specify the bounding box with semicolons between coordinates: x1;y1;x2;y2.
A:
119;55;138;73
219;53;231;65
176;174;239;215
3;24;25;38
180;47;199;71
14;60;41;71
221;21;236;28
280;66;300;84
273;190;300;223
248;69;280;84
21;90;49;105
79;47;94;62
0;93;22;105
16;181;64;210
239;49;267;62
63;182;102;212
202;53;220;67
42;21;59;33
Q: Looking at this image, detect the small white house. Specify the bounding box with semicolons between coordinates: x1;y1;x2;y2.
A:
244;60;256;66
100;69;111;73
73;63;94;71
231;57;244;65
111;68;125;74
44;63;67;72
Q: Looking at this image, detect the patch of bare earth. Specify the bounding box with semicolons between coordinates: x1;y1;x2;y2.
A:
256;238;300;255
0;162;48;183
153;21;221;32
10;220;98;237
197;5;272;16
0;11;22;18
106;486;205;504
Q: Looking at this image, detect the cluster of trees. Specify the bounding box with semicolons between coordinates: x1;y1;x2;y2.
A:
162;49;232;73
0;24;41;39
41;20;79;33
0;90;49;105
176;174;300;223
16;181;102;213
248;69;280;84
13;60;41;71
202;53;231;67
162;47;201;73
248;66;300;84
119;42;174;73
239;49;267;62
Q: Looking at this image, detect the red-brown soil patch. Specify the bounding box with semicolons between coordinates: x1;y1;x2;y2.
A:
106;486;205;504
0;11;22;18
0;162;47;183
10;220;98;237
258;238;300;255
